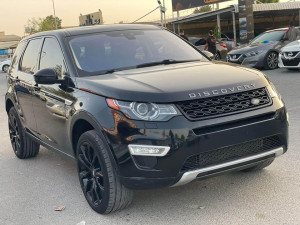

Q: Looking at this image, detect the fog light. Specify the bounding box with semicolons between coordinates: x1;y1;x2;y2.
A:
128;145;170;157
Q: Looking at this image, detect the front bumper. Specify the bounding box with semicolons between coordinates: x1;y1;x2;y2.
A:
227;53;266;68
279;53;300;68
104;98;288;190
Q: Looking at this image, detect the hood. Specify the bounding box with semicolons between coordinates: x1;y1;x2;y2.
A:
281;40;300;51
229;41;278;54
76;61;269;103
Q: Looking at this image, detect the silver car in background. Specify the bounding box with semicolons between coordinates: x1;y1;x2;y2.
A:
279;40;300;70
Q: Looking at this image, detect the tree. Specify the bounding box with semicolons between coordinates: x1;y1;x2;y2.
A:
193;5;212;14
25;18;42;34
39;15;62;31
25;15;62;34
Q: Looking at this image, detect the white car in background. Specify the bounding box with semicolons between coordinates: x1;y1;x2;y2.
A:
279;40;300;70
0;59;11;73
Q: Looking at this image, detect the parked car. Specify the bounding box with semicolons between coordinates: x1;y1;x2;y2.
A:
221;33;235;51
6;24;288;214
278;40;300;70
227;28;293;70
0;59;11;73
189;37;228;60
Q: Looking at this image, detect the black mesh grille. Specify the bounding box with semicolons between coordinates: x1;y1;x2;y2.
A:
181;135;282;172
282;58;300;67
177;88;271;120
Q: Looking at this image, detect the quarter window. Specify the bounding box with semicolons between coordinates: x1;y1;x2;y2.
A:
21;39;43;74
40;38;66;79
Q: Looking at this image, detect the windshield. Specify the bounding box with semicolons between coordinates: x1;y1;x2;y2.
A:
250;30;286;44
69;29;207;76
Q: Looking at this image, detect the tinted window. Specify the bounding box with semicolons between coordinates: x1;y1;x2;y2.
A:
69;29;206;76
10;41;27;71
251;30;286;44
40;38;66;79
21;39;43;74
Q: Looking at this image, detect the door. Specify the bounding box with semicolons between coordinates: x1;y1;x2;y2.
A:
13;38;43;132
32;37;75;156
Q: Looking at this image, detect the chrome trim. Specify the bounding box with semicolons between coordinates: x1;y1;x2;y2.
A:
171;147;284;187
128;144;170;157
228;54;243;62
283;51;300;59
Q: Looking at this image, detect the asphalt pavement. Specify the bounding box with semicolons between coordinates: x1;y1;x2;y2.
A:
0;68;299;225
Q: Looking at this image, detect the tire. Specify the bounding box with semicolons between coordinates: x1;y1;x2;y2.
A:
214;52;221;60
76;130;133;214
241;159;274;172
264;52;278;70
2;65;9;73
8;107;40;159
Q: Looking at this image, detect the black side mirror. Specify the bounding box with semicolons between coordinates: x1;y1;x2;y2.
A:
34;68;59;85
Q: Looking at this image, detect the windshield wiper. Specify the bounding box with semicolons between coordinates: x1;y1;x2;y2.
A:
136;59;200;68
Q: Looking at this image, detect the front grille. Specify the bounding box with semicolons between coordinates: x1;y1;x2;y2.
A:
283;52;299;57
177;88;271;121
181;135;282;172
282;58;300;67
229;54;241;59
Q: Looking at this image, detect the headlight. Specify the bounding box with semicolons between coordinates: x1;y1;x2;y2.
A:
267;82;281;100
107;99;181;121
245;50;264;57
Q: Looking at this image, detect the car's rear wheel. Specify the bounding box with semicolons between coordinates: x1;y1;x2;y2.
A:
8;107;40;159
3;65;9;73
264;52;278;70
76;130;133;214
241;159;274;172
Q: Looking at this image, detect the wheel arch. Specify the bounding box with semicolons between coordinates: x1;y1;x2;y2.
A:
5;95;15;114
70;111;117;162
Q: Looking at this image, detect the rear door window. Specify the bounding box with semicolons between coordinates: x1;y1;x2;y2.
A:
21;38;43;74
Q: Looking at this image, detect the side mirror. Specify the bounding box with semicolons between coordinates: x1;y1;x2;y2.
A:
34;68;59;85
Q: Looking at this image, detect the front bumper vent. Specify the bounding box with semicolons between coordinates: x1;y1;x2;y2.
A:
181;135;282;172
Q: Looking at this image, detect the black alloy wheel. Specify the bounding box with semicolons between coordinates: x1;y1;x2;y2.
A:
9;109;22;155
8;107;39;159
214;52;221;60
77;142;105;207
265;52;278;70
76;130;133;214
3;65;9;73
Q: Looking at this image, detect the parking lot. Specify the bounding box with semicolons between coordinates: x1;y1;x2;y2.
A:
0;68;299;225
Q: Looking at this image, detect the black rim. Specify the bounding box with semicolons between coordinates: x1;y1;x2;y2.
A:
267;52;278;69
8;111;21;154
4;65;9;72
78;142;105;207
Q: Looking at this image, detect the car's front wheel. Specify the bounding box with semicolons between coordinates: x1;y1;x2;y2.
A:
264;52;278;70
76;130;133;214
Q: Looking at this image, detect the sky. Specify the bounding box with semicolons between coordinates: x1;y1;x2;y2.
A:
0;0;290;36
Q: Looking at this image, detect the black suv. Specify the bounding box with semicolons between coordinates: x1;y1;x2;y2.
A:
5;25;289;214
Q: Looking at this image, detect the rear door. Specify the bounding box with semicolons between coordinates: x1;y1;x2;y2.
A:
31;37;74;156
12;38;43;132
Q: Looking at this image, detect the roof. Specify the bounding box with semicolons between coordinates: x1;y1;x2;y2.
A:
170;2;300;24
24;24;161;40
0;41;19;50
0;34;21;42
253;2;300;11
